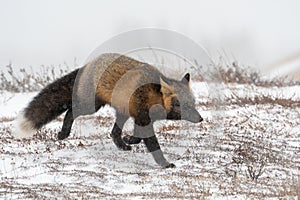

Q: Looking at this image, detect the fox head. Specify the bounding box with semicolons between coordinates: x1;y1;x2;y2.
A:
160;73;203;123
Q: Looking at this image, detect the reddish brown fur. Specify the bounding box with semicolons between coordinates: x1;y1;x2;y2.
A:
82;53;174;119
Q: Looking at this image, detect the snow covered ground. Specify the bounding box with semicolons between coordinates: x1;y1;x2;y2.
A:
0;82;299;199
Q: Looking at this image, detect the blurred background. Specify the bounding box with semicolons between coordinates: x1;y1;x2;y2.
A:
0;0;300;79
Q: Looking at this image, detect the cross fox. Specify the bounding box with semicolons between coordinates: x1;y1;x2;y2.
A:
13;53;203;168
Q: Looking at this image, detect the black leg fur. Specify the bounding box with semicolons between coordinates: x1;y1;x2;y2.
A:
143;135;175;168
58;97;105;140
111;113;131;151
143;135;160;152
58;109;75;140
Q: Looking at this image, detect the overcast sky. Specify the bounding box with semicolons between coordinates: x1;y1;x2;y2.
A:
1;0;300;70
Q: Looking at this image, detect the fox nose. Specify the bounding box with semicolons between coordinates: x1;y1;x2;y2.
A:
199;116;203;122
189;116;203;123
187;113;203;123
195;115;203;123
182;108;203;123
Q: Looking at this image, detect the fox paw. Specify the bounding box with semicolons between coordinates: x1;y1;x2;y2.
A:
123;135;142;144
113;138;132;151
164;163;176;168
120;144;132;151
57;131;69;140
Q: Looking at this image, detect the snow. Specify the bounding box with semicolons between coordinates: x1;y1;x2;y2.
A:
0;92;36;118
0;82;300;199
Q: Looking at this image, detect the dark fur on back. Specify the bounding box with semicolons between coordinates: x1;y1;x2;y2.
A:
24;69;79;129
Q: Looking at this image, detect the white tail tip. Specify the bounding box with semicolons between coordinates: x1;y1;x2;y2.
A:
12;113;36;138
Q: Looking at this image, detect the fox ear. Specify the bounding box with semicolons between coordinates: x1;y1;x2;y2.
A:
181;73;190;85
160;77;173;96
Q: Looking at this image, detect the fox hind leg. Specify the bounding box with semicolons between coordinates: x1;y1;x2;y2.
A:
58;109;76;140
58;98;105;140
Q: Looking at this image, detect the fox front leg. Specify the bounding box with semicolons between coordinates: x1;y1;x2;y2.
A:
144;135;175;168
111;113;131;151
123;135;142;144
134;122;175;168
123;123;142;144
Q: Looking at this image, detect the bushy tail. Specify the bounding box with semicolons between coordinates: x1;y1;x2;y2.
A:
13;69;79;138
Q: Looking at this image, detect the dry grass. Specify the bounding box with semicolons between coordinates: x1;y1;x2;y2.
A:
196;93;300;108
227;93;300;108
192;60;299;87
0;63;75;92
